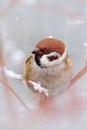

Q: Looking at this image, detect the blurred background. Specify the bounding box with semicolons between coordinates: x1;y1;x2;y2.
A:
0;0;87;130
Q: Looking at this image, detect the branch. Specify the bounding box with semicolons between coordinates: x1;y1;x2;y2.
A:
68;59;87;88
0;66;49;97
0;79;29;111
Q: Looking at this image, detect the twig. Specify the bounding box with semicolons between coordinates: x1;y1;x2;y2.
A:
68;60;87;88
0;79;29;111
0;66;49;97
0;30;29;111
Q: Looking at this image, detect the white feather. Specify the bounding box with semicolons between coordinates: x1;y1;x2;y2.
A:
40;48;67;67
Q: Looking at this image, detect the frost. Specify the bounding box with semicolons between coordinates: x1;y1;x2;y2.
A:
0;66;49;97
29;81;49;97
0;66;22;79
5;67;22;79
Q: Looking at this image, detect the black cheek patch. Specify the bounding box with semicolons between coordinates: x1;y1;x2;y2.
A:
48;55;59;61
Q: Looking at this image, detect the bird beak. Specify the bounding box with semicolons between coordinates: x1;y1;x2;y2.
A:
32;47;40;54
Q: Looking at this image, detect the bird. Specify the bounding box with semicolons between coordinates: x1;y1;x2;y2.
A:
24;37;73;97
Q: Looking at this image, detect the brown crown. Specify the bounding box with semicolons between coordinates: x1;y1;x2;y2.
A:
36;38;65;56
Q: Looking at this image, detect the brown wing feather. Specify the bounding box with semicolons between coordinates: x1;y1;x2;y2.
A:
24;55;41;93
24;55;32;80
65;56;73;70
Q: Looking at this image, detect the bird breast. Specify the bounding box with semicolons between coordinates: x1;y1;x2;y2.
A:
29;56;73;96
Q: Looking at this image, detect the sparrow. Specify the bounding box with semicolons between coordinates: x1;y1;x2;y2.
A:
24;37;73;97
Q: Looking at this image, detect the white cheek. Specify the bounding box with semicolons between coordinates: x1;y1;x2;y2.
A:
40;55;50;67
40;51;59;67
40;49;67;67
40;54;60;67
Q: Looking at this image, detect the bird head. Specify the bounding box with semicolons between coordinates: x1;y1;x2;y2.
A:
32;37;67;68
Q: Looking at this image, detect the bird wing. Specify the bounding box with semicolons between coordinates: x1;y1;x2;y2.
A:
24;55;32;80
24;55;42;93
65;55;73;70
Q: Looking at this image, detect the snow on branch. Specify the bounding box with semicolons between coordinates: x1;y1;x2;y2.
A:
0;66;49;97
2;67;22;79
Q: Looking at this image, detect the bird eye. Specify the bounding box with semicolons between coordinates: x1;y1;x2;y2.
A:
45;48;51;54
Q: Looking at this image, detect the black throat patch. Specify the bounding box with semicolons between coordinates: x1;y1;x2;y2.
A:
35;54;47;69
35;54;41;67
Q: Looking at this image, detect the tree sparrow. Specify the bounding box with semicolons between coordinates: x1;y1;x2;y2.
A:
24;37;73;97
